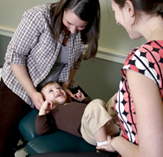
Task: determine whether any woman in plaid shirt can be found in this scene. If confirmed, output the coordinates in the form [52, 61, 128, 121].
[0, 0, 100, 156]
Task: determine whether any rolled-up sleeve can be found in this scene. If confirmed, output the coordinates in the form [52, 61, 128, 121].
[5, 9, 45, 65]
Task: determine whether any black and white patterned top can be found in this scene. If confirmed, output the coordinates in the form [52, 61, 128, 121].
[2, 4, 85, 108]
[115, 40, 163, 147]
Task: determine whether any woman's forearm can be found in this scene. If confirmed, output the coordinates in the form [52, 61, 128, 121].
[62, 68, 77, 97]
[69, 68, 77, 82]
[10, 63, 46, 109]
[63, 68, 77, 88]
[10, 63, 36, 97]
[111, 136, 139, 157]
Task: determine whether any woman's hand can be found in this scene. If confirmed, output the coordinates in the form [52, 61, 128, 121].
[62, 68, 77, 99]
[96, 136, 116, 152]
[62, 82, 74, 98]
[30, 91, 44, 110]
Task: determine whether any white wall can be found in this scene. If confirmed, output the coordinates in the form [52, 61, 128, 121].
[0, 0, 146, 58]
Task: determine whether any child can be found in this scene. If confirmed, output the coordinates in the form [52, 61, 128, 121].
[35, 81, 120, 148]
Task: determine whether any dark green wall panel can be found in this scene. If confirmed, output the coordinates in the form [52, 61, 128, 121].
[74, 58, 122, 103]
[0, 35, 10, 66]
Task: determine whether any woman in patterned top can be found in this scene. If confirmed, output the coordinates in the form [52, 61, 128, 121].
[0, 0, 100, 156]
[97, 0, 163, 157]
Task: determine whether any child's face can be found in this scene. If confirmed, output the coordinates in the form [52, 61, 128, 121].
[42, 82, 67, 105]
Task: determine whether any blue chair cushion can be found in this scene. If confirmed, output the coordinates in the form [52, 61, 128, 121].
[19, 109, 39, 141]
[19, 109, 96, 156]
[26, 131, 96, 154]
[29, 152, 119, 157]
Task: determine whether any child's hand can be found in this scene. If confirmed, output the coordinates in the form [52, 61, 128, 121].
[39, 100, 53, 115]
[73, 90, 85, 102]
[43, 100, 54, 112]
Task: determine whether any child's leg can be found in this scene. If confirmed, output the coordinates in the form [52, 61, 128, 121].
[106, 94, 121, 136]
[80, 99, 112, 146]
[94, 124, 107, 142]
[94, 124, 109, 146]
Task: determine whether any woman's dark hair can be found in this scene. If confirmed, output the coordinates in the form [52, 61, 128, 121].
[114, 0, 163, 18]
[50, 0, 101, 59]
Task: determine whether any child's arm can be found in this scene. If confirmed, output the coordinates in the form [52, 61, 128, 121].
[36, 100, 55, 135]
[74, 90, 92, 104]
[73, 90, 86, 101]
[39, 100, 53, 115]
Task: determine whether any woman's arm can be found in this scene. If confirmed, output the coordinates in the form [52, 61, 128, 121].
[97, 69, 163, 157]
[125, 69, 163, 157]
[112, 70, 163, 157]
[6, 7, 47, 109]
[62, 68, 77, 98]
[10, 63, 44, 110]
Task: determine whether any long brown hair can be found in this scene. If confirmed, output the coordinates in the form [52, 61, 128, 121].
[50, 0, 101, 60]
[114, 0, 163, 18]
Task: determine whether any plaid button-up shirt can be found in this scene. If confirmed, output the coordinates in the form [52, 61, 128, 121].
[2, 4, 85, 108]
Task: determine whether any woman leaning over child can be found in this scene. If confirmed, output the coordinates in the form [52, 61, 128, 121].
[0, 0, 100, 156]
[97, 0, 163, 157]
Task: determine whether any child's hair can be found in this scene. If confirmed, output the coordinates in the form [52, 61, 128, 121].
[113, 0, 163, 18]
[50, 0, 101, 60]
[39, 81, 59, 100]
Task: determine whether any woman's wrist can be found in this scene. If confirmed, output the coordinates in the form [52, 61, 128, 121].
[111, 135, 125, 153]
[62, 80, 70, 88]
[28, 88, 37, 98]
[110, 136, 120, 151]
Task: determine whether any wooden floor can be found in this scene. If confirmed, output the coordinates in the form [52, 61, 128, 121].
[15, 148, 28, 157]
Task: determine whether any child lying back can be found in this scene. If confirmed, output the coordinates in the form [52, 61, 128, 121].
[35, 81, 120, 149]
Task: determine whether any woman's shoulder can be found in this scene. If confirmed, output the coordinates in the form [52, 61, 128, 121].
[20, 4, 52, 28]
[127, 40, 163, 58]
[124, 40, 163, 68]
[26, 4, 51, 13]
[22, 4, 51, 21]
[139, 40, 163, 51]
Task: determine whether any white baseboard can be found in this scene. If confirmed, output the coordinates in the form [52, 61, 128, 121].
[0, 26, 126, 64]
[97, 47, 126, 64]
[0, 26, 15, 37]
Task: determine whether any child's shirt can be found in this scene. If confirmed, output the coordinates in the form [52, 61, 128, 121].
[35, 97, 92, 137]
